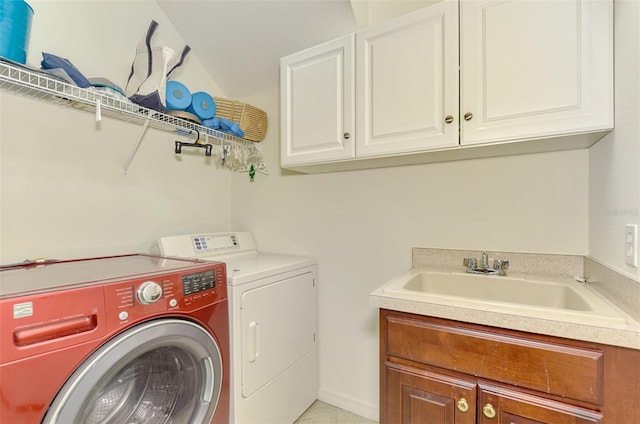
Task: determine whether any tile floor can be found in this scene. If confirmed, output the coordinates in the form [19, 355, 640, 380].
[295, 401, 377, 424]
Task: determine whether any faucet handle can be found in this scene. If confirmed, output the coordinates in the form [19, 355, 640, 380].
[463, 258, 477, 269]
[494, 259, 510, 275]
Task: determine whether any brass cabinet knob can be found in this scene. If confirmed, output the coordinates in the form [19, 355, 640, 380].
[482, 403, 496, 419]
[456, 398, 469, 412]
[464, 112, 473, 121]
[343, 132, 351, 139]
[445, 115, 454, 124]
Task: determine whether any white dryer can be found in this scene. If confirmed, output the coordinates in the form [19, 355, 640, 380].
[152, 232, 318, 424]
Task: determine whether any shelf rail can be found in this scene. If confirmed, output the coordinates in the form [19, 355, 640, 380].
[0, 60, 267, 176]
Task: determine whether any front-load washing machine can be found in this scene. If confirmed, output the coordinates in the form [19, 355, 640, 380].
[0, 254, 230, 424]
[153, 232, 318, 424]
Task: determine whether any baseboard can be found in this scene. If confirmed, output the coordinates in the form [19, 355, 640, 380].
[317, 387, 379, 422]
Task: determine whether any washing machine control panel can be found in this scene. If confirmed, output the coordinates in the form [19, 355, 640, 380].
[182, 269, 216, 296]
[103, 263, 226, 331]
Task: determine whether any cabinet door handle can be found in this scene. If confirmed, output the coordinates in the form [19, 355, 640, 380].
[456, 398, 469, 412]
[343, 132, 351, 139]
[445, 115, 454, 124]
[482, 403, 496, 419]
[464, 112, 473, 121]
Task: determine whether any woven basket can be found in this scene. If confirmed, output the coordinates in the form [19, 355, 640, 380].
[214, 97, 267, 142]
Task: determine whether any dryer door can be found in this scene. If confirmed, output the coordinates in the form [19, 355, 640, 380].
[43, 319, 223, 424]
[241, 270, 316, 397]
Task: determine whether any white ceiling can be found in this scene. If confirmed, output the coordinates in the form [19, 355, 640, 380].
[157, 0, 358, 99]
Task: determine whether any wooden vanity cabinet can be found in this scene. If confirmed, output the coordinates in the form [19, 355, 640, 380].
[380, 309, 640, 424]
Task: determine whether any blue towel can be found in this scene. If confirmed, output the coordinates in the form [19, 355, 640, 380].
[166, 80, 192, 110]
[40, 53, 91, 88]
[202, 117, 222, 130]
[219, 118, 245, 138]
[187, 92, 215, 120]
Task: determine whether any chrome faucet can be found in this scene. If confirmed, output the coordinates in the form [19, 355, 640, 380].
[463, 252, 509, 276]
[480, 252, 489, 269]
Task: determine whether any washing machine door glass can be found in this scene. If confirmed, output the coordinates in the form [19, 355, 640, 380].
[43, 319, 223, 424]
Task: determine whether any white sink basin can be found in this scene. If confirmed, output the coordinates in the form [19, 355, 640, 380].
[380, 270, 627, 324]
[402, 272, 591, 310]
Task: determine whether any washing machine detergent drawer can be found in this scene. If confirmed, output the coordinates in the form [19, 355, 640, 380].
[240, 271, 315, 396]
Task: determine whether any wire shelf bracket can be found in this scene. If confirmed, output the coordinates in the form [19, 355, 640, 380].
[123, 118, 151, 174]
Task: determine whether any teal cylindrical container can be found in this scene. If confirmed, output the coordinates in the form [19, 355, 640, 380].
[0, 0, 34, 64]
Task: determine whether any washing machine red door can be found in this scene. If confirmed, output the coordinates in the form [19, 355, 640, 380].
[42, 319, 223, 424]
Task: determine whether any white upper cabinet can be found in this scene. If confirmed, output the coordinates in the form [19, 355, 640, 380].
[460, 0, 613, 145]
[356, 1, 459, 157]
[280, 35, 355, 166]
[280, 0, 613, 172]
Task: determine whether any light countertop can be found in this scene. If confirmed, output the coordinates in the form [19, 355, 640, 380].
[370, 249, 640, 350]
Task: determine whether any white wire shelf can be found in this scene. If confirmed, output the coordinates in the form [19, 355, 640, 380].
[0, 60, 267, 175]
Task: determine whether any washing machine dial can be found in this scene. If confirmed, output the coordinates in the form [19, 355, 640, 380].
[137, 281, 163, 305]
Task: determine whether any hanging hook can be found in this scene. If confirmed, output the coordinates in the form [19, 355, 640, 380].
[175, 138, 213, 156]
[221, 145, 231, 165]
[173, 128, 214, 156]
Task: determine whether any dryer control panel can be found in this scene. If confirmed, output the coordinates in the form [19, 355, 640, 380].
[192, 234, 239, 253]
[153, 232, 257, 258]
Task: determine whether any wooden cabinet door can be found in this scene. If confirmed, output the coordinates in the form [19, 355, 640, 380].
[383, 362, 476, 424]
[477, 382, 602, 424]
[356, 0, 459, 158]
[460, 0, 613, 145]
[280, 34, 355, 166]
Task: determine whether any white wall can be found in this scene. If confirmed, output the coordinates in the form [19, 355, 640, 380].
[0, 0, 231, 264]
[232, 86, 589, 418]
[589, 0, 640, 280]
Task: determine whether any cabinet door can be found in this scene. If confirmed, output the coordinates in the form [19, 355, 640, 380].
[356, 0, 459, 158]
[477, 382, 602, 424]
[383, 362, 476, 424]
[460, 0, 613, 145]
[280, 35, 355, 166]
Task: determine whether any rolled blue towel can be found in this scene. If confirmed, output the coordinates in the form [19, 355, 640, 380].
[219, 118, 245, 138]
[202, 117, 222, 130]
[187, 91, 215, 120]
[166, 80, 192, 110]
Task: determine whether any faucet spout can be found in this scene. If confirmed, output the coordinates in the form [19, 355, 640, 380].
[480, 252, 489, 270]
